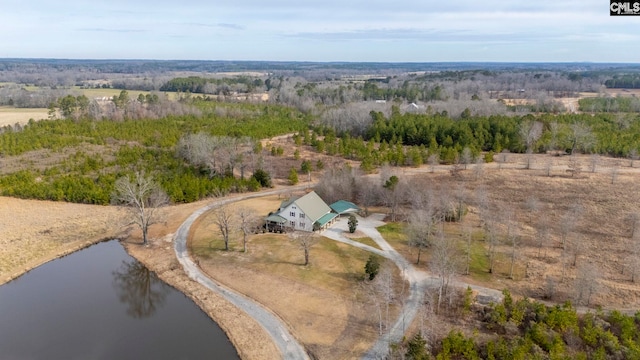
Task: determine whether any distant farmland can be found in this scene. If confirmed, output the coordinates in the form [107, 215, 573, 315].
[0, 107, 49, 126]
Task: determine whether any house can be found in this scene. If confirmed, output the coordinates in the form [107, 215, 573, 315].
[265, 191, 338, 232]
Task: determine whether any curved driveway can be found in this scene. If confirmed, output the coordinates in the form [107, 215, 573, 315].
[173, 186, 503, 360]
[173, 187, 311, 360]
[324, 214, 503, 359]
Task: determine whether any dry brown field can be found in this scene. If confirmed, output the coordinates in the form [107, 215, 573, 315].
[0, 106, 49, 126]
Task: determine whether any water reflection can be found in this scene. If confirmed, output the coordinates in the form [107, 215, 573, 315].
[112, 260, 171, 318]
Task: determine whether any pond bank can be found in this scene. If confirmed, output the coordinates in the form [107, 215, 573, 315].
[0, 196, 278, 360]
[123, 238, 280, 360]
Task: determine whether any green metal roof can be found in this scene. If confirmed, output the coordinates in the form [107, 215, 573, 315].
[315, 212, 338, 227]
[265, 214, 287, 223]
[330, 200, 360, 215]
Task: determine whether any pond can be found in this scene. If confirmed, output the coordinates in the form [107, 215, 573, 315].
[0, 241, 239, 359]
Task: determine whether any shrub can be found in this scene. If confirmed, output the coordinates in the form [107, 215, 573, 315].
[348, 214, 358, 233]
[364, 255, 381, 281]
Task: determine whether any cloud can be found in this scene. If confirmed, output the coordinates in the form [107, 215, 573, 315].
[77, 28, 146, 34]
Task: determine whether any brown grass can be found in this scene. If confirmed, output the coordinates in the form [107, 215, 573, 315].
[0, 106, 49, 126]
[189, 202, 404, 359]
[397, 154, 640, 310]
[0, 197, 128, 284]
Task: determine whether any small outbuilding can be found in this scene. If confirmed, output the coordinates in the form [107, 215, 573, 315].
[330, 200, 360, 216]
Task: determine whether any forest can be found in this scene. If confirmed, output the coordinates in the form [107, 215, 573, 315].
[0, 101, 308, 204]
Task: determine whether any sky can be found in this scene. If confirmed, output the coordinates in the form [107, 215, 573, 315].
[1, 0, 638, 62]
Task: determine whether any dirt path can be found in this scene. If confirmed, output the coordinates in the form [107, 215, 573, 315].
[173, 186, 312, 360]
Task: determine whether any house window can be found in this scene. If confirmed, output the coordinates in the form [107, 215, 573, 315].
[299, 213, 305, 219]
[299, 222, 305, 228]
[290, 221, 296, 227]
[292, 206, 296, 209]
[290, 212, 295, 217]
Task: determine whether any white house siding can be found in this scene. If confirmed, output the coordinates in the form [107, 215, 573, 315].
[279, 203, 314, 232]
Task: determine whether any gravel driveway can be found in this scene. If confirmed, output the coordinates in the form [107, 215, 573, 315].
[173, 187, 311, 360]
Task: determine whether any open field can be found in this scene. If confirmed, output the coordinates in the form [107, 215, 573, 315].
[0, 106, 49, 126]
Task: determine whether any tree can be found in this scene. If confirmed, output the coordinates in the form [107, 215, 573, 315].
[291, 231, 318, 266]
[238, 207, 258, 253]
[430, 232, 459, 310]
[348, 214, 358, 233]
[568, 122, 594, 154]
[405, 332, 429, 360]
[460, 147, 473, 170]
[407, 207, 435, 265]
[365, 254, 381, 280]
[567, 155, 582, 178]
[382, 174, 404, 222]
[428, 153, 439, 173]
[610, 161, 620, 184]
[111, 171, 169, 245]
[589, 154, 600, 173]
[519, 120, 543, 169]
[251, 168, 272, 188]
[213, 205, 235, 251]
[574, 262, 599, 305]
[525, 196, 540, 226]
[288, 167, 299, 185]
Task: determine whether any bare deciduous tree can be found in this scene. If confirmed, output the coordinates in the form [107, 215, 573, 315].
[290, 231, 319, 266]
[460, 147, 473, 170]
[574, 262, 599, 305]
[535, 213, 551, 259]
[484, 212, 500, 275]
[381, 174, 405, 222]
[498, 150, 510, 170]
[589, 154, 600, 173]
[356, 176, 378, 217]
[610, 161, 620, 184]
[238, 207, 258, 253]
[473, 157, 484, 181]
[525, 196, 540, 226]
[505, 213, 520, 280]
[545, 158, 554, 177]
[430, 232, 460, 311]
[373, 265, 395, 334]
[519, 120, 543, 169]
[559, 203, 583, 251]
[567, 155, 583, 178]
[568, 123, 595, 154]
[428, 153, 440, 173]
[214, 205, 235, 251]
[111, 171, 169, 245]
[629, 148, 639, 168]
[406, 207, 436, 265]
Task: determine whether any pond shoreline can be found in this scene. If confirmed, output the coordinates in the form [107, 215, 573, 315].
[122, 238, 280, 360]
[0, 236, 117, 285]
[0, 196, 277, 360]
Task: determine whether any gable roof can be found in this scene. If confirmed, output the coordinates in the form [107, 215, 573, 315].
[330, 200, 360, 215]
[292, 191, 332, 223]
